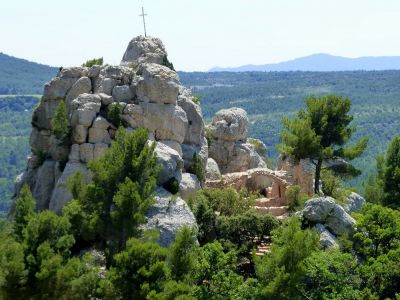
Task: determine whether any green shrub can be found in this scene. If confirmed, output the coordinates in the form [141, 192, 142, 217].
[51, 101, 70, 143]
[82, 57, 103, 67]
[163, 177, 180, 195]
[162, 55, 175, 71]
[107, 102, 123, 127]
[285, 185, 309, 211]
[248, 138, 267, 157]
[188, 153, 205, 183]
[192, 94, 201, 105]
[321, 169, 350, 204]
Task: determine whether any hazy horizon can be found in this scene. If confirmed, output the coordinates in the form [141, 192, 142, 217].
[1, 0, 400, 71]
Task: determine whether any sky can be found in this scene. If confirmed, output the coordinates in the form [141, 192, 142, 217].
[1, 0, 400, 71]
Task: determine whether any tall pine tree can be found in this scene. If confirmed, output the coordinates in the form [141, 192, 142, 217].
[279, 94, 368, 194]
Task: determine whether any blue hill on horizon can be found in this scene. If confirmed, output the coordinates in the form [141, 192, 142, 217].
[209, 53, 400, 72]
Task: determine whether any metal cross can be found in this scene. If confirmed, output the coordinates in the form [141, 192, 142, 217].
[139, 7, 148, 37]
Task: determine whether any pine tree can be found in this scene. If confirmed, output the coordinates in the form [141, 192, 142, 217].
[382, 136, 400, 208]
[278, 94, 368, 194]
[13, 184, 35, 242]
[51, 100, 70, 143]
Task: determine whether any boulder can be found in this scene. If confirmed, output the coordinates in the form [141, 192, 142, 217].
[154, 142, 183, 185]
[124, 102, 188, 143]
[88, 65, 102, 78]
[71, 109, 96, 127]
[315, 223, 339, 249]
[179, 173, 201, 200]
[181, 139, 208, 172]
[98, 93, 114, 106]
[206, 158, 221, 180]
[136, 63, 180, 104]
[210, 108, 248, 142]
[80, 143, 94, 163]
[159, 140, 183, 157]
[92, 116, 111, 130]
[32, 160, 58, 211]
[88, 128, 111, 144]
[141, 187, 197, 247]
[70, 93, 101, 113]
[59, 67, 88, 78]
[93, 77, 118, 95]
[43, 77, 77, 101]
[112, 85, 135, 102]
[68, 144, 80, 162]
[93, 143, 109, 160]
[65, 77, 92, 106]
[29, 128, 52, 153]
[177, 89, 205, 145]
[344, 192, 365, 214]
[302, 197, 336, 223]
[120, 36, 167, 67]
[208, 140, 266, 174]
[325, 205, 356, 236]
[49, 162, 91, 214]
[72, 125, 88, 144]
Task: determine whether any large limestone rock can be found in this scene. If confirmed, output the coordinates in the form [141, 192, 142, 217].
[210, 107, 248, 142]
[179, 173, 201, 200]
[178, 87, 205, 145]
[208, 108, 266, 174]
[136, 63, 180, 104]
[49, 162, 92, 214]
[123, 102, 188, 143]
[120, 36, 167, 67]
[206, 158, 221, 180]
[32, 160, 60, 211]
[65, 77, 92, 106]
[302, 197, 336, 223]
[302, 196, 356, 236]
[315, 223, 339, 249]
[141, 187, 197, 247]
[154, 142, 184, 185]
[344, 192, 365, 214]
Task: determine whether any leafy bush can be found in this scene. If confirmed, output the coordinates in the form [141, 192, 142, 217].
[162, 55, 175, 71]
[82, 57, 103, 67]
[192, 94, 201, 105]
[320, 169, 350, 204]
[107, 102, 123, 127]
[163, 177, 180, 195]
[285, 185, 308, 211]
[51, 100, 70, 143]
[188, 153, 205, 183]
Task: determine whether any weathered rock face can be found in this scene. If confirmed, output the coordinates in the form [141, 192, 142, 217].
[315, 223, 339, 249]
[141, 188, 197, 247]
[302, 196, 356, 236]
[11, 36, 206, 234]
[278, 157, 314, 196]
[120, 36, 167, 67]
[208, 107, 267, 174]
[206, 158, 221, 180]
[344, 192, 365, 214]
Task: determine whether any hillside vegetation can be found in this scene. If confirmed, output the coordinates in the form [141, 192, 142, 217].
[179, 70, 400, 187]
[0, 53, 57, 94]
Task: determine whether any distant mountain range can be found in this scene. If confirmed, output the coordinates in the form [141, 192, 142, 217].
[0, 52, 57, 94]
[209, 53, 400, 72]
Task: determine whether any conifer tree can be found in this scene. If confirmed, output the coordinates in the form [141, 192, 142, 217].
[382, 136, 400, 208]
[278, 94, 368, 194]
[51, 100, 70, 143]
[13, 184, 35, 242]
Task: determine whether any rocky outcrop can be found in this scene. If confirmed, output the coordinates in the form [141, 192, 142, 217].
[179, 173, 201, 200]
[141, 188, 197, 247]
[11, 36, 206, 226]
[315, 223, 339, 249]
[206, 158, 221, 180]
[344, 192, 365, 214]
[208, 108, 267, 174]
[302, 196, 356, 236]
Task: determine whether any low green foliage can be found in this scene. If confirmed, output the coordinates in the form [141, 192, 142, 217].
[320, 169, 351, 204]
[163, 177, 180, 194]
[285, 185, 309, 211]
[162, 55, 175, 71]
[107, 102, 123, 127]
[82, 57, 103, 67]
[188, 152, 205, 183]
[51, 100, 70, 143]
[192, 94, 201, 105]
